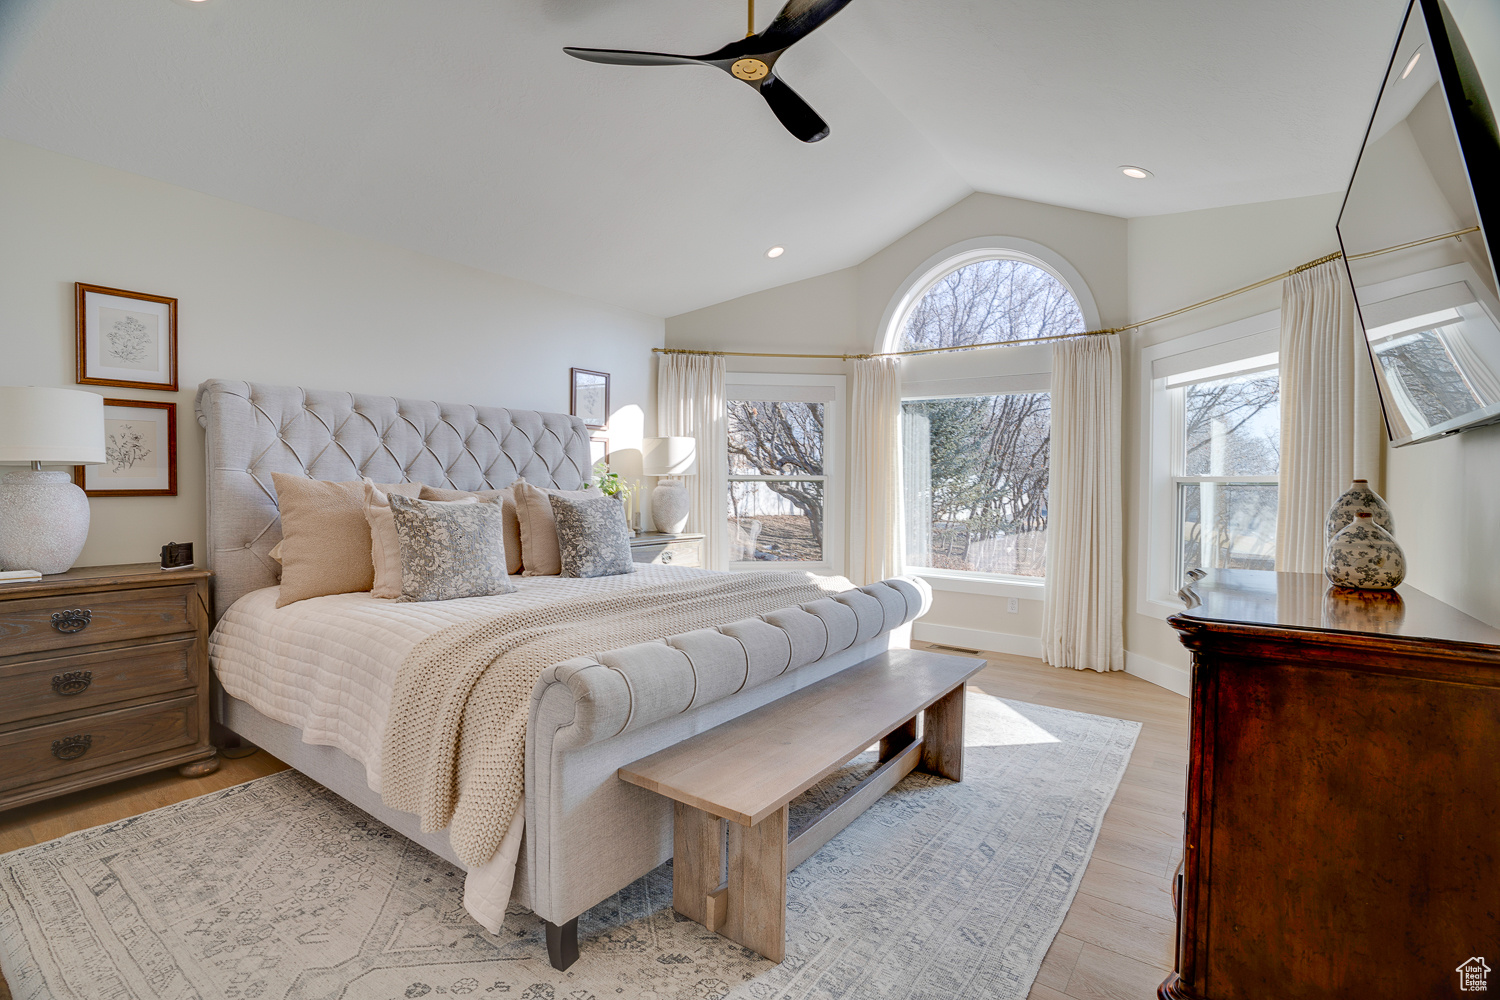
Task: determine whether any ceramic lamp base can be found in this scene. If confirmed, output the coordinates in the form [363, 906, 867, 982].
[651, 478, 690, 534]
[0, 470, 91, 575]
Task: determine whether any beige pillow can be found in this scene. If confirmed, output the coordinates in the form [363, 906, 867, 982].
[272, 473, 421, 607]
[512, 479, 601, 576]
[419, 484, 523, 575]
[367, 483, 478, 598]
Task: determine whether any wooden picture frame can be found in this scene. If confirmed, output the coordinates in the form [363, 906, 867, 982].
[76, 283, 179, 391]
[590, 435, 610, 471]
[74, 399, 178, 497]
[570, 368, 610, 429]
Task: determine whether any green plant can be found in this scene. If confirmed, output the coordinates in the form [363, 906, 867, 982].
[595, 468, 624, 496]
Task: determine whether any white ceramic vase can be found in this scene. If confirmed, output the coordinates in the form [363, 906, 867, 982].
[650, 478, 690, 534]
[1324, 512, 1406, 590]
[1325, 479, 1394, 543]
[0, 469, 91, 574]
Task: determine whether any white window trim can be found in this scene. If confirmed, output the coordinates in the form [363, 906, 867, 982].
[1138, 310, 1280, 619]
[725, 372, 846, 577]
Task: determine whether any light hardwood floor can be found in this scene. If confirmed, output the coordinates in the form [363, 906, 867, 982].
[0, 645, 1188, 1000]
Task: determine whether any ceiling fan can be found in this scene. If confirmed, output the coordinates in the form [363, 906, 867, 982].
[563, 0, 855, 143]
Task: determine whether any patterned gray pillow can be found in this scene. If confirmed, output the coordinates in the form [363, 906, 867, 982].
[548, 492, 635, 579]
[387, 494, 517, 602]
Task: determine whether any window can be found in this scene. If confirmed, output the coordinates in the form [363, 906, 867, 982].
[888, 243, 1094, 588]
[1171, 361, 1280, 579]
[726, 374, 844, 572]
[1140, 311, 1281, 614]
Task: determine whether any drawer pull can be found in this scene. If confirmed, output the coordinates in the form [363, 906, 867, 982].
[51, 671, 93, 696]
[660, 549, 674, 563]
[51, 609, 93, 634]
[51, 735, 93, 761]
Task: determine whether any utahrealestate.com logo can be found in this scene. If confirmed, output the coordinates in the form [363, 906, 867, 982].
[1458, 957, 1491, 992]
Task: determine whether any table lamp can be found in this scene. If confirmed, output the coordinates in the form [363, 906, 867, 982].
[0, 387, 105, 575]
[642, 436, 697, 534]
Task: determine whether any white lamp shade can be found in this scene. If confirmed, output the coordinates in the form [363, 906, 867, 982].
[642, 436, 697, 477]
[0, 387, 106, 465]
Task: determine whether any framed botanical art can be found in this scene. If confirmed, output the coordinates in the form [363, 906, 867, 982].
[76, 283, 178, 391]
[590, 435, 610, 470]
[74, 399, 178, 497]
[570, 368, 610, 429]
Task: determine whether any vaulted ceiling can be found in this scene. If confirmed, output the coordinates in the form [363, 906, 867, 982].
[0, 0, 1404, 316]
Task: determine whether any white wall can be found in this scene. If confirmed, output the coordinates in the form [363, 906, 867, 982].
[0, 137, 663, 571]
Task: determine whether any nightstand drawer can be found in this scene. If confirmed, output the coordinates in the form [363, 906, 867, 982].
[0, 585, 196, 658]
[0, 694, 199, 793]
[0, 638, 198, 724]
[631, 540, 703, 567]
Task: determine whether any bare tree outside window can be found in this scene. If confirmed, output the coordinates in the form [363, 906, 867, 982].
[900, 258, 1085, 352]
[727, 400, 825, 562]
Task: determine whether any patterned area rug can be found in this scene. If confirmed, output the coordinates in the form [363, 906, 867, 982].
[0, 694, 1139, 1000]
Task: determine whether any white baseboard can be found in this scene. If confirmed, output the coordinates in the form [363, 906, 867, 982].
[912, 622, 1043, 660]
[1125, 651, 1191, 697]
[914, 622, 1192, 697]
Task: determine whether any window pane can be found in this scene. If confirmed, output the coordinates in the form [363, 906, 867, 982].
[728, 401, 824, 477]
[902, 394, 1049, 577]
[1371, 327, 1490, 430]
[1178, 482, 1277, 578]
[1183, 373, 1280, 476]
[728, 480, 823, 562]
[899, 258, 1084, 352]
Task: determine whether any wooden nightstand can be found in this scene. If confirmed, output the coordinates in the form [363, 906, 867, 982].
[0, 563, 218, 812]
[629, 532, 705, 568]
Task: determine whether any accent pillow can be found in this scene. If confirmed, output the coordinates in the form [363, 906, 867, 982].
[271, 474, 421, 607]
[367, 483, 477, 599]
[387, 493, 516, 602]
[548, 492, 635, 579]
[419, 485, 523, 575]
[512, 479, 601, 576]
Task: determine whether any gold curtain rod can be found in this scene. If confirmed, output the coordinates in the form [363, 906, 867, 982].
[652, 225, 1482, 362]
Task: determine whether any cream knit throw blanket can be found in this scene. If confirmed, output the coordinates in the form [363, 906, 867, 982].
[380, 571, 852, 866]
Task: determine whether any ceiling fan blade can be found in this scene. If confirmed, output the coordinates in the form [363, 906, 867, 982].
[759, 73, 829, 142]
[563, 47, 702, 68]
[757, 0, 857, 50]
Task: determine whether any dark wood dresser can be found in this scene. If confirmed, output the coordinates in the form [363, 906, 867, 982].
[0, 564, 218, 812]
[1162, 570, 1500, 1000]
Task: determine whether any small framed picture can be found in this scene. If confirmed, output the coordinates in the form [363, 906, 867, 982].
[570, 368, 610, 429]
[74, 399, 177, 497]
[590, 435, 610, 471]
[76, 283, 178, 391]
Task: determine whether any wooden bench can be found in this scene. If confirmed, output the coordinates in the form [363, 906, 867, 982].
[618, 648, 983, 962]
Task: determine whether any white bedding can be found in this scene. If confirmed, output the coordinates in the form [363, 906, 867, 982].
[210, 563, 716, 793]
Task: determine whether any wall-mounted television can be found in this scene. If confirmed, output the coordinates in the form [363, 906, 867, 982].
[1337, 0, 1500, 446]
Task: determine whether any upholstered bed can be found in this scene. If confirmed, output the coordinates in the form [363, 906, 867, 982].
[195, 379, 929, 968]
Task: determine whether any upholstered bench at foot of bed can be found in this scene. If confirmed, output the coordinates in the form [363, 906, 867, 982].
[522, 576, 931, 968]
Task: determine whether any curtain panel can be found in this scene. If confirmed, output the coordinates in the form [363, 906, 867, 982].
[657, 353, 729, 570]
[1275, 260, 1383, 573]
[1040, 334, 1124, 672]
[849, 357, 904, 585]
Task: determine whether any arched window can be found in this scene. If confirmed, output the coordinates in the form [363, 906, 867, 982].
[897, 256, 1086, 353]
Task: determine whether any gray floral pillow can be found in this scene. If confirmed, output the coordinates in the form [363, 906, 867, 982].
[548, 492, 635, 579]
[388, 494, 517, 602]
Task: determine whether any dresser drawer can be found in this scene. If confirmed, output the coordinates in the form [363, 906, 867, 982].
[0, 585, 196, 658]
[0, 638, 198, 724]
[631, 540, 702, 567]
[0, 695, 199, 793]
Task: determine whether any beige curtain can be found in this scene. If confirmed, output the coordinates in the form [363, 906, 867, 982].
[657, 353, 729, 570]
[848, 357, 904, 585]
[1040, 334, 1123, 672]
[1275, 260, 1383, 573]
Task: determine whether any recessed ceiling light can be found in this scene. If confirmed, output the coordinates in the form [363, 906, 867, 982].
[1120, 165, 1153, 179]
[766, 246, 785, 258]
[1402, 47, 1424, 79]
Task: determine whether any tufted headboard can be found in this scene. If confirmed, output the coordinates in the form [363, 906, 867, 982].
[195, 379, 592, 616]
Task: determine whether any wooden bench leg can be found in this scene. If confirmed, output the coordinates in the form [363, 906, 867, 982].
[673, 802, 725, 926]
[920, 684, 966, 781]
[722, 805, 789, 963]
[879, 715, 918, 762]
